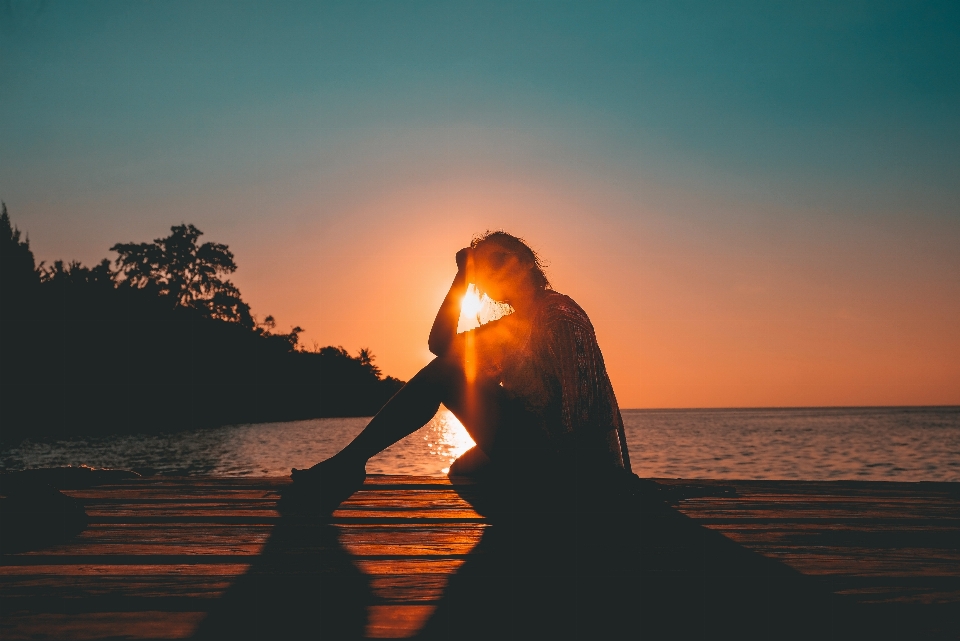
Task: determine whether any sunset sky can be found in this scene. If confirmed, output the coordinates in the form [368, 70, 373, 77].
[2, 1, 958, 408]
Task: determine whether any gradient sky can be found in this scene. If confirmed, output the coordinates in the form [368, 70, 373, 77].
[2, 0, 958, 408]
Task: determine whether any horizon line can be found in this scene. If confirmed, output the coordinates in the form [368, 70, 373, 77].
[619, 404, 960, 412]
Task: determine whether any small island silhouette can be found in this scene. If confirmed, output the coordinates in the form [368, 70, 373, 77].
[0, 203, 404, 447]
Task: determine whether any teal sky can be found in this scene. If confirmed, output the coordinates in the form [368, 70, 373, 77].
[2, 0, 958, 406]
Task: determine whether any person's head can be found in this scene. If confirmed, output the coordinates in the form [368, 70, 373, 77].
[469, 231, 550, 302]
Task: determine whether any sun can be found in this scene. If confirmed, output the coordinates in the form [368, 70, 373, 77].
[457, 284, 514, 333]
[457, 284, 484, 333]
[461, 285, 483, 317]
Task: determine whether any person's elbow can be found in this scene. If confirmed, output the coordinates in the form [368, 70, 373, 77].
[428, 337, 447, 357]
[429, 334, 461, 359]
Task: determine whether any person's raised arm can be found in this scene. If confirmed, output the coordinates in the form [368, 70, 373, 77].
[428, 247, 472, 357]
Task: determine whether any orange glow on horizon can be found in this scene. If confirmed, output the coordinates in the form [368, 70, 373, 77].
[233, 172, 960, 409]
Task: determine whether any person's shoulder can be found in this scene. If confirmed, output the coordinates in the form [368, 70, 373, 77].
[538, 290, 593, 330]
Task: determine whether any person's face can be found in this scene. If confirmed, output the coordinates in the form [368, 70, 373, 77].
[471, 243, 526, 302]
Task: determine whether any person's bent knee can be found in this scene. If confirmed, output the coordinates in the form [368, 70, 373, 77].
[423, 355, 502, 397]
[426, 354, 464, 373]
[421, 355, 467, 386]
[403, 356, 468, 404]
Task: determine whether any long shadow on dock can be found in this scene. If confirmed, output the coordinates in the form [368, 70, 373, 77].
[193, 497, 371, 640]
[418, 478, 885, 640]
[3, 472, 951, 639]
[192, 476, 946, 640]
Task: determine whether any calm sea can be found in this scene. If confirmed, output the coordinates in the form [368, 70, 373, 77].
[2, 406, 958, 481]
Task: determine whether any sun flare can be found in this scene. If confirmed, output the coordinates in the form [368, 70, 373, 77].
[461, 285, 484, 318]
[457, 284, 484, 333]
[457, 284, 513, 334]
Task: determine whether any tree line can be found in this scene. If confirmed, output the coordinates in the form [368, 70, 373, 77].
[0, 204, 404, 446]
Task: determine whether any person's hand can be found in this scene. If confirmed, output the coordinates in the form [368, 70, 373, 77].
[456, 247, 474, 272]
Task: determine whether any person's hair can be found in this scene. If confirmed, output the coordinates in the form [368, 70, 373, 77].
[470, 230, 551, 290]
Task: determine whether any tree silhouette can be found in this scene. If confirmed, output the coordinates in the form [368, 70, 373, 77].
[0, 202, 39, 314]
[357, 347, 382, 378]
[39, 259, 114, 288]
[111, 224, 253, 327]
[0, 207, 406, 444]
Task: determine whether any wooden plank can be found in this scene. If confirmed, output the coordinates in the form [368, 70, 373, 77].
[335, 525, 487, 557]
[354, 558, 469, 604]
[0, 563, 252, 577]
[366, 574, 458, 604]
[64, 490, 280, 501]
[84, 516, 279, 525]
[342, 490, 479, 510]
[329, 517, 488, 525]
[354, 558, 468, 576]
[671, 479, 960, 610]
[0, 576, 237, 601]
[15, 543, 267, 558]
[2, 475, 957, 640]
[15, 524, 273, 557]
[83, 504, 279, 518]
[1, 556, 259, 566]
[364, 605, 436, 639]
[331, 509, 483, 520]
[1, 475, 485, 639]
[0, 611, 206, 640]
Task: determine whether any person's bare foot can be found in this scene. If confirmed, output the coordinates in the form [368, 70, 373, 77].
[290, 454, 366, 514]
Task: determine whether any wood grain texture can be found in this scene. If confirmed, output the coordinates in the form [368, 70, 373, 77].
[665, 479, 960, 607]
[1, 474, 956, 639]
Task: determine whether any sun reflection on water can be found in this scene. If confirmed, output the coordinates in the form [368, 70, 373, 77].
[435, 410, 476, 474]
[364, 406, 476, 476]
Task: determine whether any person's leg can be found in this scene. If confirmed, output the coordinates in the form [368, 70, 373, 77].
[290, 356, 505, 510]
[330, 355, 504, 465]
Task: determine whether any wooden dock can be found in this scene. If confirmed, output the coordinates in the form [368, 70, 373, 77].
[1, 474, 958, 639]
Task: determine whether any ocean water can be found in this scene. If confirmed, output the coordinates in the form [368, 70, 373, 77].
[2, 406, 958, 481]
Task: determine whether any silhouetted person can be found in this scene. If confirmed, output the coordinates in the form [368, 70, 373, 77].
[292, 231, 632, 511]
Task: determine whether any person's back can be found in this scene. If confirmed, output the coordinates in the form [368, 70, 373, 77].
[499, 290, 630, 472]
